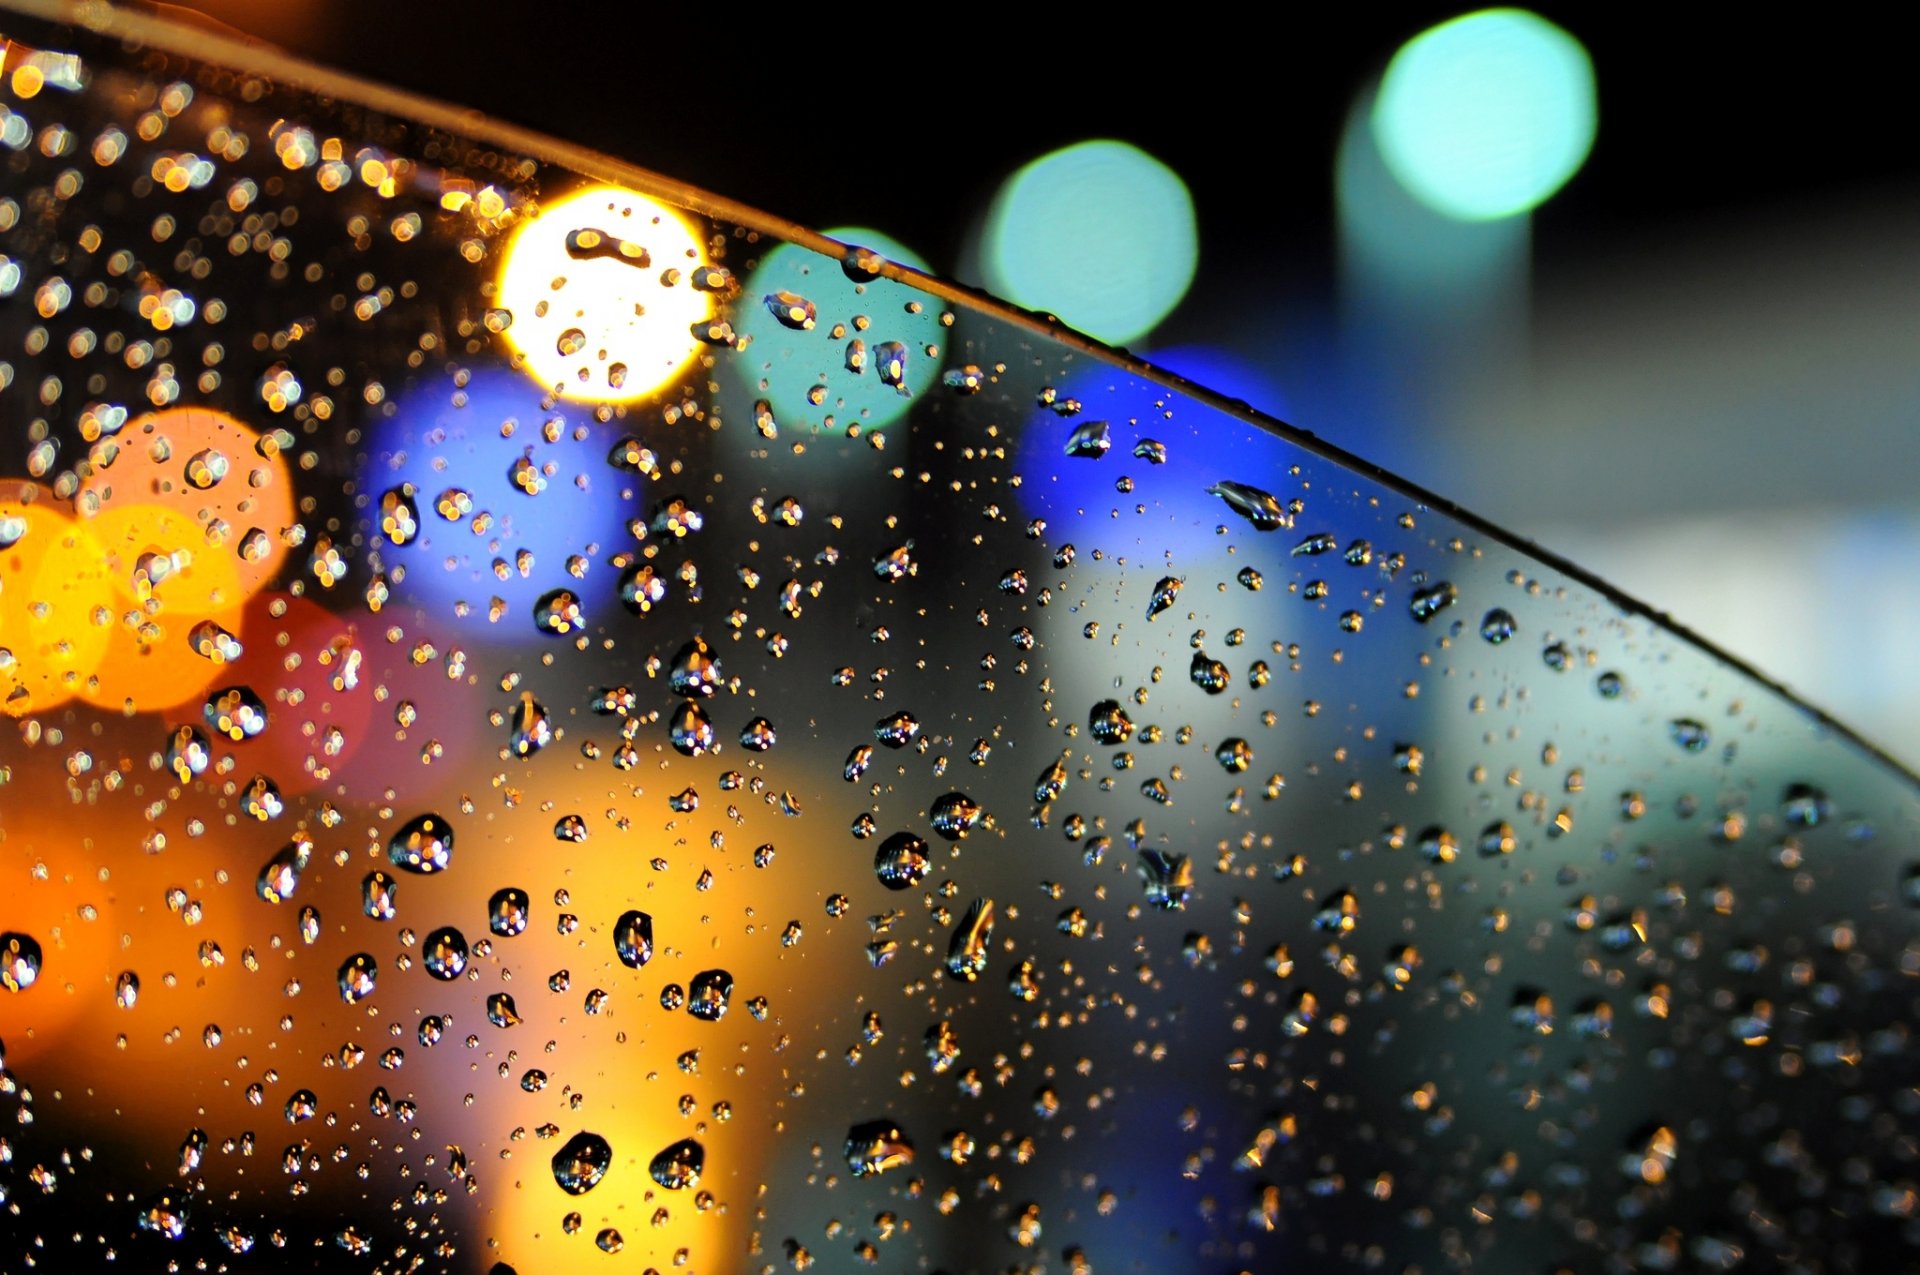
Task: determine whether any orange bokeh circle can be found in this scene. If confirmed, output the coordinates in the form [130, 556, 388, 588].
[75, 406, 297, 595]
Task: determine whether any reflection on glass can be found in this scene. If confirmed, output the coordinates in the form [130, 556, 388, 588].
[0, 5, 1916, 1273]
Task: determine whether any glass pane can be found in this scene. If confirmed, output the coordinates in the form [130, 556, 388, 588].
[0, 6, 1914, 1272]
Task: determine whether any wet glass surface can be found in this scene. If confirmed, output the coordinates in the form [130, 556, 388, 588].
[0, 5, 1917, 1271]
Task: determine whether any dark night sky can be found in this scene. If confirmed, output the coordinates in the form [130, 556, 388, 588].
[164, 2, 1912, 297]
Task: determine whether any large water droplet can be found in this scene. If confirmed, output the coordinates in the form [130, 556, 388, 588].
[930, 792, 983, 840]
[1206, 480, 1286, 530]
[1, 931, 43, 992]
[508, 692, 552, 758]
[669, 702, 716, 756]
[551, 1131, 612, 1195]
[844, 1121, 915, 1177]
[945, 898, 995, 982]
[613, 910, 654, 969]
[388, 813, 454, 874]
[687, 968, 733, 1021]
[337, 952, 378, 1003]
[649, 1138, 704, 1190]
[489, 887, 530, 937]
[423, 926, 469, 980]
[1089, 700, 1133, 745]
[874, 832, 931, 890]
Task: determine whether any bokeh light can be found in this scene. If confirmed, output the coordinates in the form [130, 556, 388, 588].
[494, 184, 711, 401]
[1372, 8, 1596, 221]
[0, 487, 110, 716]
[363, 366, 637, 635]
[982, 140, 1197, 346]
[731, 227, 942, 435]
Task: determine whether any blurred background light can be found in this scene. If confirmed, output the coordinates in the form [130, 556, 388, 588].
[731, 227, 942, 435]
[363, 367, 636, 636]
[982, 140, 1197, 346]
[1373, 8, 1596, 221]
[495, 185, 710, 402]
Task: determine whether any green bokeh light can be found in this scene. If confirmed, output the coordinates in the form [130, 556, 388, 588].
[1373, 9, 1596, 221]
[982, 140, 1197, 346]
[733, 227, 942, 434]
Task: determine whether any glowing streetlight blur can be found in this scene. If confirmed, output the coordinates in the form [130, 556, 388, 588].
[494, 185, 712, 402]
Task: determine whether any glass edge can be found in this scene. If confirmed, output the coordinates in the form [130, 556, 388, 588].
[5, 0, 1914, 790]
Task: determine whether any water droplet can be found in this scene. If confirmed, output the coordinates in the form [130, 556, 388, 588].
[649, 1138, 704, 1190]
[874, 832, 931, 890]
[874, 710, 920, 749]
[1236, 566, 1263, 591]
[1138, 850, 1193, 910]
[764, 290, 816, 330]
[203, 685, 268, 741]
[1313, 889, 1359, 933]
[1146, 575, 1183, 620]
[1, 931, 43, 992]
[1089, 700, 1133, 744]
[738, 716, 776, 751]
[423, 926, 469, 980]
[945, 898, 995, 982]
[1480, 608, 1516, 644]
[1064, 420, 1111, 458]
[1409, 582, 1458, 623]
[489, 887, 530, 937]
[380, 485, 419, 544]
[930, 792, 983, 840]
[255, 834, 312, 904]
[669, 702, 716, 756]
[115, 968, 140, 1008]
[618, 563, 667, 614]
[614, 910, 654, 968]
[1783, 782, 1831, 827]
[1034, 756, 1069, 803]
[687, 968, 733, 1022]
[533, 588, 586, 636]
[361, 870, 399, 921]
[844, 1121, 915, 1177]
[1133, 438, 1167, 464]
[874, 341, 910, 392]
[552, 1130, 612, 1195]
[487, 992, 521, 1028]
[137, 1190, 190, 1240]
[508, 692, 552, 758]
[1670, 719, 1711, 754]
[337, 952, 378, 1003]
[668, 637, 722, 697]
[1207, 480, 1287, 530]
[388, 813, 454, 874]
[188, 620, 243, 663]
[1216, 737, 1253, 772]
[1189, 650, 1231, 693]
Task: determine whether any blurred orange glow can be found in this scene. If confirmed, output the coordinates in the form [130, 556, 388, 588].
[75, 500, 245, 711]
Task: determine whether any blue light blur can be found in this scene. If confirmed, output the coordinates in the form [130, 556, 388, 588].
[363, 367, 638, 635]
[1013, 347, 1294, 559]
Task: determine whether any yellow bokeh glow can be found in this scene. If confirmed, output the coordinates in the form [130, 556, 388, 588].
[0, 495, 111, 716]
[495, 185, 712, 402]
